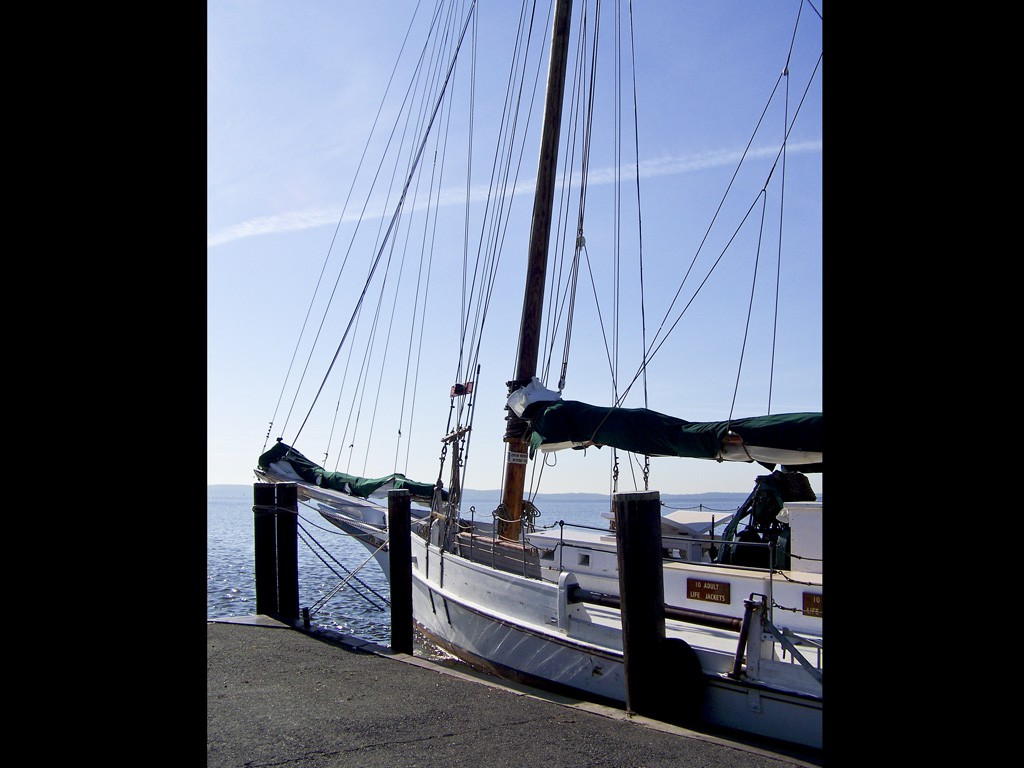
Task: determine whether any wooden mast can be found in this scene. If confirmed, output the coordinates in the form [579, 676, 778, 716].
[498, 0, 573, 542]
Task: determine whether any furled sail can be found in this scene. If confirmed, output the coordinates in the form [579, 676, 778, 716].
[524, 400, 822, 470]
[258, 439, 445, 503]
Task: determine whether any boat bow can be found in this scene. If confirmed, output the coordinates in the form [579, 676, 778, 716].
[257, 439, 445, 506]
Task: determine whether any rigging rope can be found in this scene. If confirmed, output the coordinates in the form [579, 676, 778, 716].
[525, 0, 822, 458]
[726, 192, 769, 423]
[337, 1, 470, 477]
[297, 518, 390, 611]
[624, 0, 650, 489]
[301, 531, 387, 613]
[603, 50, 823, 419]
[290, 0, 479, 447]
[262, 0, 433, 455]
[449, 0, 558, 497]
[561, 0, 600, 391]
[355, 11, 465, 477]
[538, 0, 588, 389]
[401, 1, 475, 475]
[767, 0, 810, 416]
[266, 0, 820, 504]
[464, 0, 548, 385]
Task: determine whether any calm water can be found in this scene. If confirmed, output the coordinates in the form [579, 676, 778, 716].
[207, 484, 751, 647]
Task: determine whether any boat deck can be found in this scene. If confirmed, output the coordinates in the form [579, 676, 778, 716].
[453, 530, 543, 579]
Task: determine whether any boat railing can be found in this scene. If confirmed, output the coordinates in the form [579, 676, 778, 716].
[544, 520, 780, 573]
[549, 523, 825, 630]
[447, 502, 543, 579]
[731, 594, 823, 687]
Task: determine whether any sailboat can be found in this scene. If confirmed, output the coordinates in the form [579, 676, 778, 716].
[254, 0, 822, 751]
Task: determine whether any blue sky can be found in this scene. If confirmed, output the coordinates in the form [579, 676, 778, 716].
[207, 0, 823, 496]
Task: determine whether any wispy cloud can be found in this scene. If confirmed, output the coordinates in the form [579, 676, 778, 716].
[206, 208, 343, 248]
[207, 140, 821, 249]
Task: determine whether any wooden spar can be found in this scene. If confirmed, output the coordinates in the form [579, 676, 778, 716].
[498, 0, 573, 542]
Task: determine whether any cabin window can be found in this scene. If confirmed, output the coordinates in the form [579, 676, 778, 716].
[578, 553, 590, 567]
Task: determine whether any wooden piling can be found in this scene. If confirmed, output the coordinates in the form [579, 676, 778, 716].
[253, 483, 278, 616]
[275, 483, 300, 621]
[614, 490, 668, 720]
[388, 489, 413, 655]
[252, 482, 299, 621]
[615, 489, 702, 725]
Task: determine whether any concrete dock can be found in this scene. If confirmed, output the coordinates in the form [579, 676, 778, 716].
[208, 616, 823, 767]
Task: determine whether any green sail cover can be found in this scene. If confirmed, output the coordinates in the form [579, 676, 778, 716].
[525, 401, 822, 470]
[258, 440, 444, 503]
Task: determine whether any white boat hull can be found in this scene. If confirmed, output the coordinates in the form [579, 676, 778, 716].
[407, 530, 822, 749]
